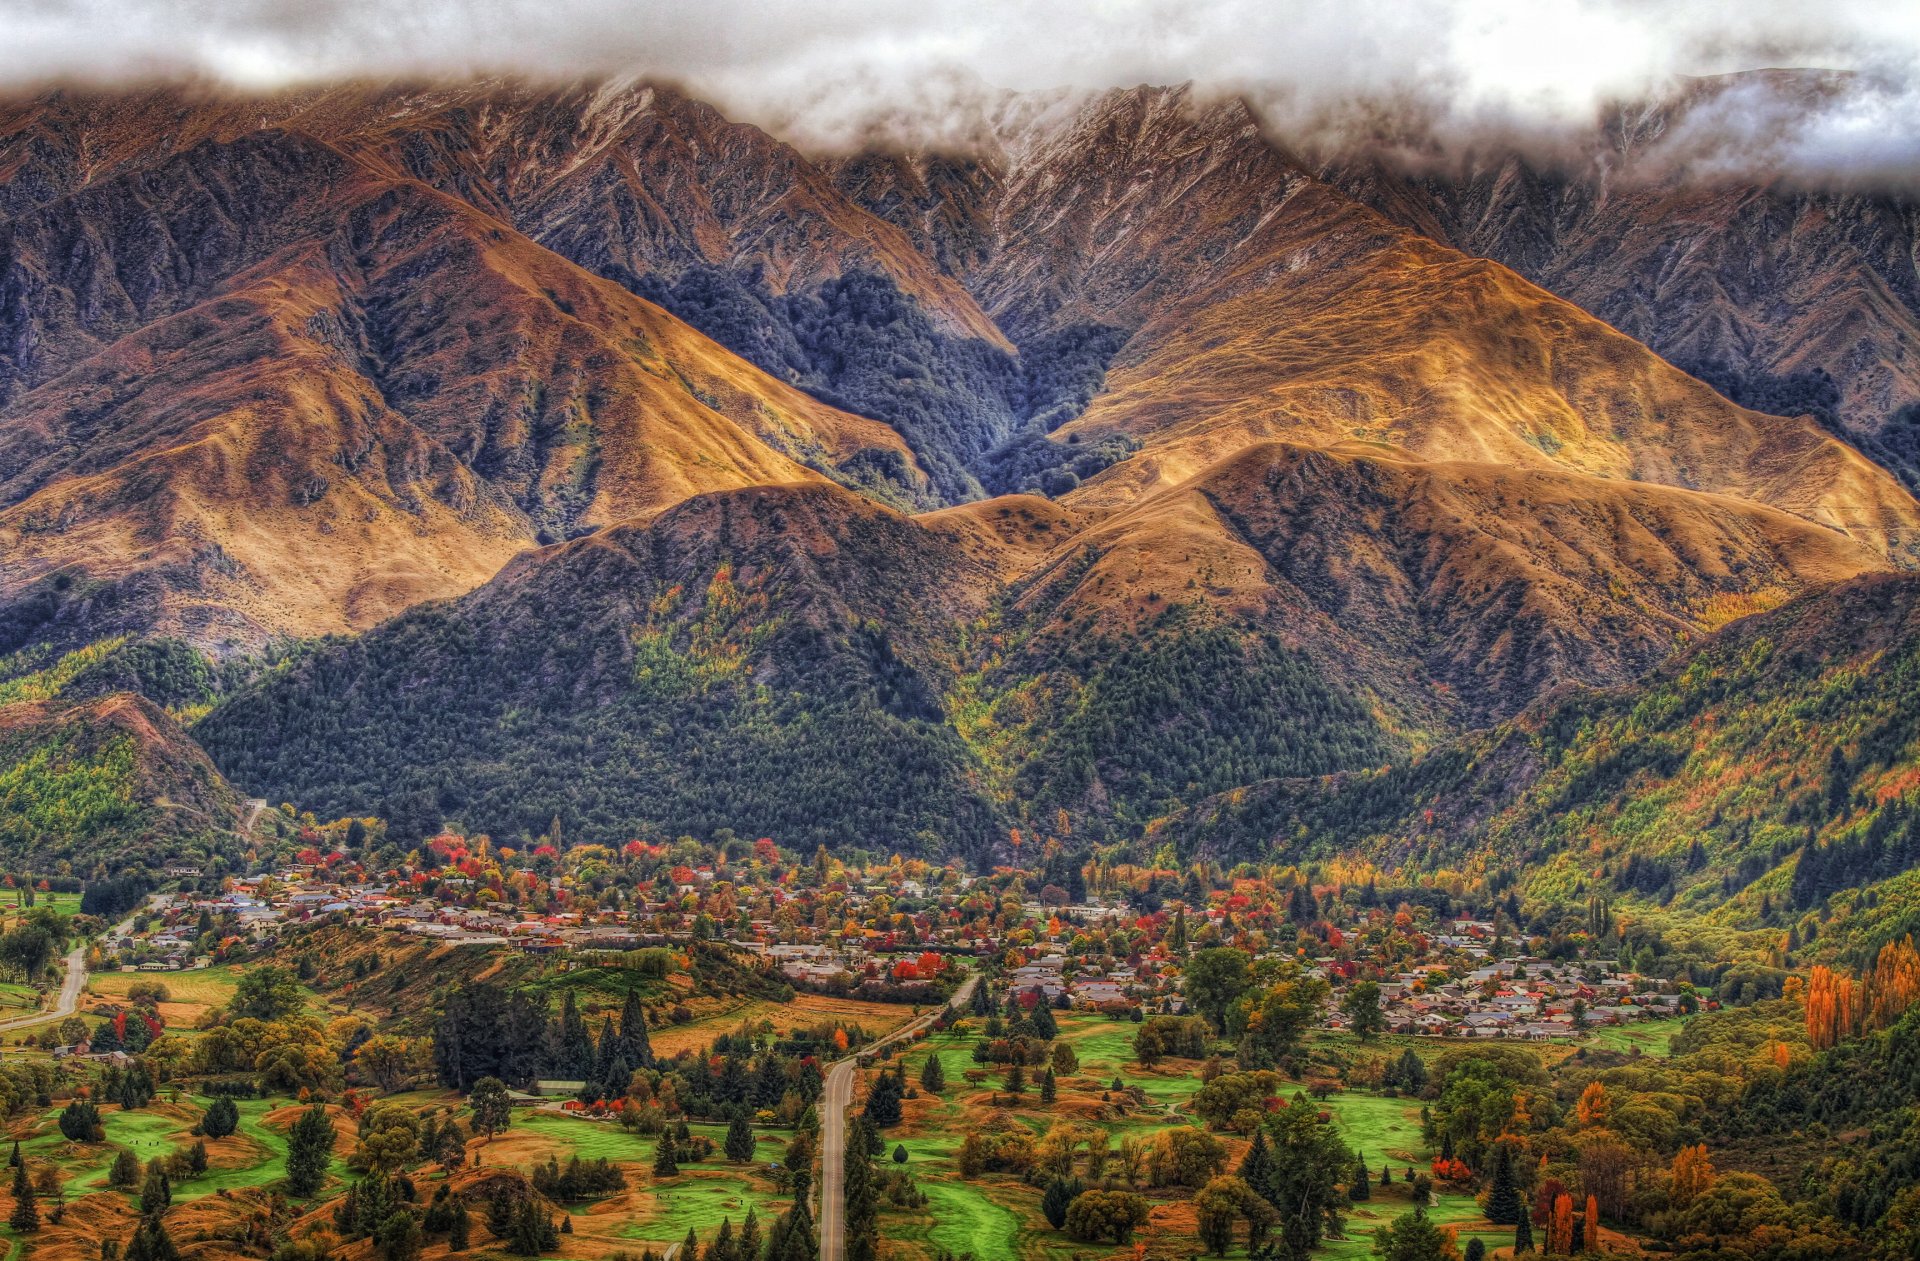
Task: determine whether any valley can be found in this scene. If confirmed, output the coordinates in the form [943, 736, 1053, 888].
[2, 46, 1920, 1261]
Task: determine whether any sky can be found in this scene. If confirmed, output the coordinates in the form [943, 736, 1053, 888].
[4, 0, 1918, 182]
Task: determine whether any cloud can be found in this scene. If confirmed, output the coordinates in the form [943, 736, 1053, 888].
[2, 0, 1917, 184]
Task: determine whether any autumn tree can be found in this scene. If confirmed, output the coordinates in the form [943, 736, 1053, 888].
[1670, 1144, 1715, 1209]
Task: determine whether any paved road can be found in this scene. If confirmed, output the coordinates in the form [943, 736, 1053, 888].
[818, 972, 980, 1261]
[0, 906, 145, 1034]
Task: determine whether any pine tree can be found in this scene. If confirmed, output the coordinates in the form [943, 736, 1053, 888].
[707, 1218, 738, 1261]
[619, 990, 655, 1068]
[286, 1103, 336, 1196]
[680, 1227, 700, 1261]
[10, 1159, 38, 1233]
[919, 1054, 945, 1093]
[138, 1164, 170, 1218]
[109, 1148, 141, 1188]
[863, 1067, 904, 1128]
[1486, 1144, 1522, 1224]
[844, 1118, 879, 1261]
[200, 1096, 240, 1139]
[725, 1116, 755, 1164]
[123, 1220, 179, 1261]
[1513, 1213, 1534, 1255]
[1039, 1068, 1056, 1103]
[1239, 1128, 1276, 1204]
[1349, 1148, 1370, 1201]
[653, 1131, 679, 1178]
[1040, 1176, 1074, 1230]
[737, 1207, 761, 1261]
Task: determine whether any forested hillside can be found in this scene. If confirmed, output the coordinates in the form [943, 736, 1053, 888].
[1167, 572, 1920, 958]
[0, 691, 244, 868]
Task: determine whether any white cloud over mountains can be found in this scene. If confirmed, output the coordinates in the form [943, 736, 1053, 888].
[4, 0, 1917, 184]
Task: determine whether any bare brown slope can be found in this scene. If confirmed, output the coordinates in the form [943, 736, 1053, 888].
[0, 129, 927, 650]
[914, 494, 1082, 577]
[1019, 441, 1887, 727]
[839, 84, 1920, 563]
[0, 79, 1009, 350]
[1320, 71, 1920, 482]
[1055, 192, 1920, 563]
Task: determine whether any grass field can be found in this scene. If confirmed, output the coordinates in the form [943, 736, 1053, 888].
[0, 982, 42, 1014]
[1314, 1089, 1508, 1258]
[491, 1111, 786, 1250]
[876, 1011, 1209, 1261]
[644, 993, 925, 1059]
[88, 967, 250, 1028]
[1585, 1017, 1686, 1056]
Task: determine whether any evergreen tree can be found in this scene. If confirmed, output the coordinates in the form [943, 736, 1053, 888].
[738, 1207, 761, 1261]
[1485, 1145, 1521, 1225]
[619, 990, 655, 1068]
[653, 1131, 679, 1178]
[680, 1227, 700, 1261]
[109, 1148, 141, 1188]
[286, 1103, 336, 1197]
[469, 1077, 514, 1140]
[376, 1209, 423, 1261]
[919, 1054, 945, 1093]
[553, 992, 592, 1079]
[123, 1220, 179, 1261]
[1039, 1068, 1056, 1103]
[1041, 1176, 1074, 1230]
[198, 1095, 240, 1140]
[863, 1067, 904, 1128]
[725, 1116, 755, 1164]
[708, 1218, 738, 1261]
[594, 1017, 618, 1077]
[1514, 1212, 1534, 1254]
[1239, 1128, 1275, 1203]
[10, 1159, 38, 1233]
[138, 1164, 170, 1218]
[844, 1118, 879, 1261]
[1349, 1149, 1370, 1201]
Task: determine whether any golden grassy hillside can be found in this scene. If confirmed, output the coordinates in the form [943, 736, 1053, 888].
[1019, 441, 1889, 724]
[1056, 179, 1920, 566]
[0, 129, 928, 648]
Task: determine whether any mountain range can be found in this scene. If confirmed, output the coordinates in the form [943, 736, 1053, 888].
[7, 74, 1920, 918]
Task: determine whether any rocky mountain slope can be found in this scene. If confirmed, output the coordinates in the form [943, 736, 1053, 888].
[0, 119, 931, 654]
[1320, 71, 1920, 487]
[8, 77, 1920, 862]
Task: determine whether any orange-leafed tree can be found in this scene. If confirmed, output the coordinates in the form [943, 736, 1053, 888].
[1585, 1194, 1601, 1249]
[1575, 1081, 1612, 1127]
[1549, 1192, 1575, 1255]
[1670, 1144, 1715, 1209]
[1869, 937, 1920, 1031]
